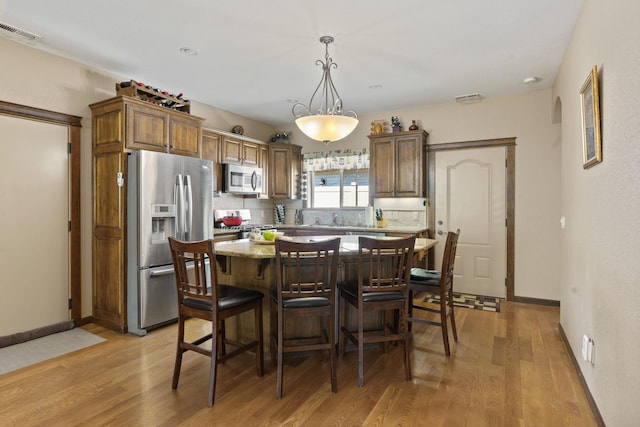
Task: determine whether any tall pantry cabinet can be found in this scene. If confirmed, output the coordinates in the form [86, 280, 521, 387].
[90, 96, 204, 332]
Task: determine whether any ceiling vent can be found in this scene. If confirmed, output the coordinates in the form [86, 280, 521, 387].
[455, 93, 484, 104]
[0, 22, 41, 42]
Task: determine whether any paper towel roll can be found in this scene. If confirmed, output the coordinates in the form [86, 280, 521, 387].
[365, 206, 374, 227]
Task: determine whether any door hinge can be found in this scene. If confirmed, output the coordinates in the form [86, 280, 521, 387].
[505, 218, 507, 227]
[68, 298, 72, 309]
[68, 220, 72, 231]
[505, 278, 507, 287]
[505, 158, 508, 168]
[67, 142, 71, 154]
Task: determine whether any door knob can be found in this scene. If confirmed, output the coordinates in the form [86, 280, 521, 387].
[437, 230, 444, 235]
[437, 220, 443, 225]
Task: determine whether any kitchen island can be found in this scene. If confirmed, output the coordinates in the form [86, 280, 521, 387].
[213, 235, 437, 353]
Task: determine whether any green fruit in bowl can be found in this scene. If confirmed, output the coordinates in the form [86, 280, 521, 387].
[262, 230, 275, 241]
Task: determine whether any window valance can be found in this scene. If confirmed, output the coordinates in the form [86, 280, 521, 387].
[302, 148, 369, 172]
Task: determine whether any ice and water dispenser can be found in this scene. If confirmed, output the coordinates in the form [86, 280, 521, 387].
[150, 203, 177, 244]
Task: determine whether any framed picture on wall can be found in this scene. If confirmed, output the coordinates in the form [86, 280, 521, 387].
[580, 65, 602, 169]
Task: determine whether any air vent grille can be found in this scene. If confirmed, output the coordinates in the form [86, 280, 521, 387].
[454, 93, 483, 104]
[0, 22, 40, 41]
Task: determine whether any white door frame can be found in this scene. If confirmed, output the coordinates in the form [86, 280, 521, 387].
[427, 138, 515, 300]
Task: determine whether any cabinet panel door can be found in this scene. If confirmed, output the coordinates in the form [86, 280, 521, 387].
[94, 108, 123, 153]
[221, 136, 242, 164]
[269, 146, 291, 198]
[169, 115, 201, 157]
[125, 104, 167, 151]
[202, 131, 222, 192]
[395, 135, 423, 197]
[371, 137, 395, 198]
[259, 144, 269, 198]
[93, 151, 127, 330]
[242, 140, 259, 166]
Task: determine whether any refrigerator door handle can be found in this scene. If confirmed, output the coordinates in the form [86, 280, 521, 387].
[184, 174, 193, 240]
[149, 263, 195, 277]
[149, 266, 175, 277]
[176, 174, 185, 240]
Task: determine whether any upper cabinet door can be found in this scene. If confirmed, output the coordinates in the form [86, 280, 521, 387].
[168, 114, 202, 157]
[241, 140, 259, 166]
[221, 136, 243, 164]
[122, 98, 202, 157]
[125, 103, 168, 151]
[221, 136, 259, 166]
[258, 144, 269, 198]
[395, 134, 424, 197]
[369, 130, 428, 202]
[269, 143, 301, 199]
[201, 130, 222, 192]
[370, 137, 395, 198]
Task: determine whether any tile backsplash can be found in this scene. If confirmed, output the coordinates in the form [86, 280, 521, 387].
[214, 194, 427, 228]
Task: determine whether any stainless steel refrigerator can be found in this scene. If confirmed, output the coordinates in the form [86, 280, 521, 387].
[127, 150, 213, 336]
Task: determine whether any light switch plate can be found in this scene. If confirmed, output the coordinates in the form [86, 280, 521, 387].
[582, 334, 589, 361]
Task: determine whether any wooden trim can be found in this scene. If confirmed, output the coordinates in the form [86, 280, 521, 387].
[512, 296, 560, 307]
[558, 323, 606, 427]
[0, 100, 82, 127]
[0, 100, 83, 324]
[427, 138, 516, 300]
[429, 137, 516, 152]
[506, 145, 515, 300]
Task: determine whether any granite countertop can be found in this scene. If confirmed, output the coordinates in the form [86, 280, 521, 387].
[213, 225, 428, 237]
[275, 224, 428, 234]
[213, 235, 437, 259]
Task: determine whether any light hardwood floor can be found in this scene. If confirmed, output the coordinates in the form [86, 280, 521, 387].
[0, 301, 598, 426]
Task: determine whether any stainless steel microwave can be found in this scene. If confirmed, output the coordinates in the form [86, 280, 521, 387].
[223, 163, 263, 194]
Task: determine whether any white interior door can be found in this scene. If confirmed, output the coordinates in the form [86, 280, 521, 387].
[0, 115, 69, 336]
[435, 147, 506, 298]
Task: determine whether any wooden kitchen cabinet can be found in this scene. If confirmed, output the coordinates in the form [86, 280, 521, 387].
[203, 129, 269, 196]
[220, 135, 259, 166]
[92, 96, 203, 157]
[258, 144, 269, 198]
[268, 143, 302, 199]
[369, 130, 428, 201]
[89, 96, 204, 332]
[201, 129, 222, 192]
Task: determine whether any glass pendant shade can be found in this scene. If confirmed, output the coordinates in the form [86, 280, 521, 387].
[295, 114, 359, 143]
[293, 36, 358, 144]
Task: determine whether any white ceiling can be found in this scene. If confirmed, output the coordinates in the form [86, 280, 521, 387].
[2, 0, 583, 127]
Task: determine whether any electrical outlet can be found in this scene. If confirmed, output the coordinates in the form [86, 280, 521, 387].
[582, 335, 589, 361]
[560, 216, 566, 229]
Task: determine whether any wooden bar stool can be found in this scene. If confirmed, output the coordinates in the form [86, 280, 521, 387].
[270, 237, 341, 399]
[408, 229, 460, 356]
[168, 237, 264, 407]
[338, 235, 416, 387]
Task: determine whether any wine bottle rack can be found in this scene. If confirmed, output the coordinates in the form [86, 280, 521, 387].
[116, 79, 191, 113]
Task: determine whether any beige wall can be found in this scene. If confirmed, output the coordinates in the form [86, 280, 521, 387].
[0, 37, 276, 319]
[292, 90, 563, 301]
[552, 0, 640, 424]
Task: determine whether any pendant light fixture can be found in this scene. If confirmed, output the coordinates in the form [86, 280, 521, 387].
[292, 36, 358, 144]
